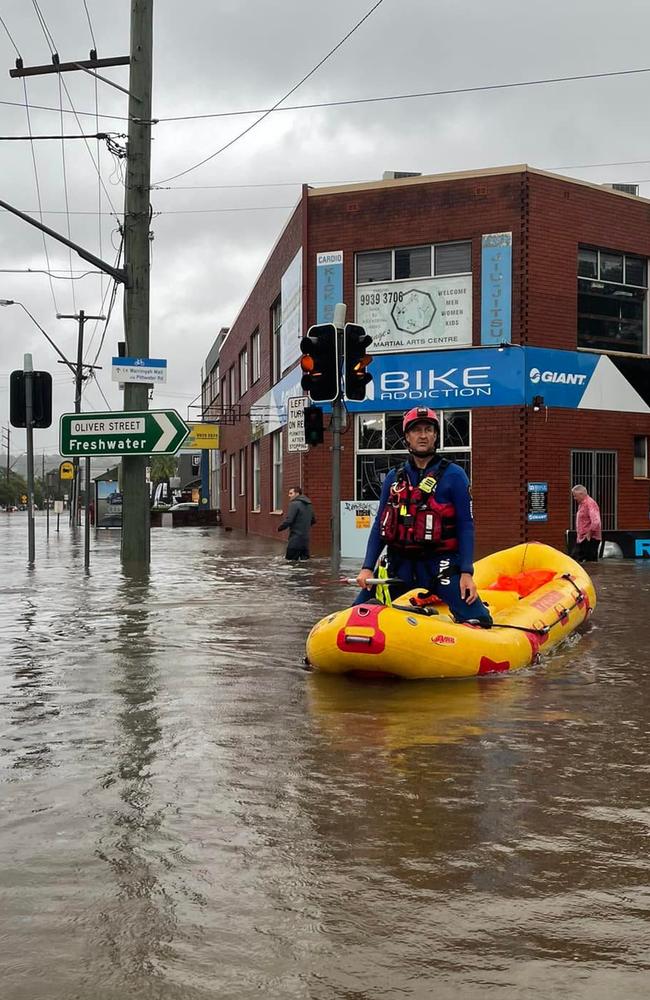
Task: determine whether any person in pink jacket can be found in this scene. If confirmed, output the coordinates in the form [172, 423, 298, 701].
[571, 485, 602, 562]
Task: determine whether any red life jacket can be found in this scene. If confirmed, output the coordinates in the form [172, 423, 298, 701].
[379, 459, 458, 555]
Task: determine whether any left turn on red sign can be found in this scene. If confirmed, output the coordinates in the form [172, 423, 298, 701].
[59, 410, 189, 457]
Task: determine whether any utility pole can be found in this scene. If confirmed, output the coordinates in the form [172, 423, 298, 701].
[330, 303, 347, 577]
[24, 355, 35, 565]
[57, 310, 104, 532]
[1, 426, 9, 496]
[57, 310, 104, 567]
[121, 0, 154, 569]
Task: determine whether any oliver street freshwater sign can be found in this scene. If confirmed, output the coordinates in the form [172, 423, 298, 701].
[59, 410, 190, 457]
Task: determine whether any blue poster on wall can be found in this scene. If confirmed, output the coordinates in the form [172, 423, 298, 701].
[481, 233, 512, 346]
[316, 251, 343, 324]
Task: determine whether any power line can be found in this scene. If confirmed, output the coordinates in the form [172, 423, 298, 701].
[0, 132, 121, 140]
[154, 66, 650, 125]
[81, 0, 98, 51]
[31, 0, 57, 54]
[0, 98, 129, 121]
[153, 0, 387, 185]
[0, 14, 21, 57]
[22, 78, 59, 315]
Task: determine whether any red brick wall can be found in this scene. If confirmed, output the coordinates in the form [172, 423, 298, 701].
[216, 168, 650, 556]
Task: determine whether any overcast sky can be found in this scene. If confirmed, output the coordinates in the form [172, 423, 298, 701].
[1, 0, 649, 456]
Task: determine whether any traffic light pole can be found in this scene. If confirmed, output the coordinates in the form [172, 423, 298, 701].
[24, 354, 35, 566]
[330, 304, 347, 576]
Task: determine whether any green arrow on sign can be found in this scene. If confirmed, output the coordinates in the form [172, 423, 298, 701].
[59, 409, 190, 458]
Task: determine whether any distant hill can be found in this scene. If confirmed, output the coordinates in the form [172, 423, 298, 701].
[1, 453, 119, 479]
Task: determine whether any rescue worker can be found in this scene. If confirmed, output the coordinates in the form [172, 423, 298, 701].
[354, 406, 492, 626]
[278, 486, 316, 560]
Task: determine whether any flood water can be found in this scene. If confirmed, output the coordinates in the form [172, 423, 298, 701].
[1, 514, 650, 1000]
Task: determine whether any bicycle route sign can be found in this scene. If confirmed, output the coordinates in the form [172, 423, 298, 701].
[59, 410, 190, 457]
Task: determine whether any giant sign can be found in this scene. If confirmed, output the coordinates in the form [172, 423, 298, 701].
[356, 275, 472, 353]
[525, 348, 650, 413]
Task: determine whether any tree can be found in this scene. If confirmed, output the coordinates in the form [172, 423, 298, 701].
[0, 469, 28, 506]
[149, 455, 178, 483]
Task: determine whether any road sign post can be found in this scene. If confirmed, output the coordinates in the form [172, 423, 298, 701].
[59, 410, 189, 458]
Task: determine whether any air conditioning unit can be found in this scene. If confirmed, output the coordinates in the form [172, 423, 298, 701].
[602, 182, 639, 196]
[382, 170, 422, 180]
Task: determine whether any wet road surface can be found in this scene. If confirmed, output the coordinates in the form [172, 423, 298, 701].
[1, 515, 650, 999]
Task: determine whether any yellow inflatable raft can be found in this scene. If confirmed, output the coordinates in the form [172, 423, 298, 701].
[305, 543, 596, 680]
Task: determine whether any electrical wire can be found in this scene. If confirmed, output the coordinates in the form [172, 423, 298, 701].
[154, 66, 650, 125]
[0, 268, 103, 278]
[0, 14, 21, 57]
[0, 98, 129, 121]
[81, 0, 97, 51]
[0, 132, 116, 140]
[153, 0, 387, 185]
[58, 75, 77, 315]
[21, 78, 59, 315]
[31, 0, 57, 53]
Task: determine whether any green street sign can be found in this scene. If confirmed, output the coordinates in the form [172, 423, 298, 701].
[59, 409, 190, 458]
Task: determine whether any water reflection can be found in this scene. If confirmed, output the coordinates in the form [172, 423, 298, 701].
[93, 573, 176, 988]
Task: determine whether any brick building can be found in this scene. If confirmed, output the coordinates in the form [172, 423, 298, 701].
[205, 165, 650, 559]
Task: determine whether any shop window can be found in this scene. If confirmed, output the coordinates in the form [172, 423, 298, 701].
[355, 410, 471, 500]
[634, 436, 648, 478]
[239, 448, 246, 495]
[271, 430, 283, 511]
[571, 450, 617, 529]
[251, 328, 261, 383]
[229, 453, 236, 511]
[251, 441, 261, 511]
[577, 246, 647, 355]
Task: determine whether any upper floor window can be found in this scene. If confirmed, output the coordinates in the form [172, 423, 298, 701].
[356, 241, 471, 284]
[251, 328, 261, 383]
[578, 246, 647, 355]
[220, 374, 228, 409]
[229, 365, 237, 404]
[634, 435, 648, 478]
[239, 347, 249, 396]
[271, 297, 282, 383]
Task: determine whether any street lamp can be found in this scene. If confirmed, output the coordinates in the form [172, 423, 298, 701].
[0, 299, 76, 376]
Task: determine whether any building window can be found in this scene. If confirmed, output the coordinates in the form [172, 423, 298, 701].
[356, 241, 471, 284]
[577, 246, 647, 355]
[229, 453, 236, 511]
[229, 365, 237, 404]
[571, 449, 617, 530]
[271, 296, 282, 383]
[251, 328, 261, 383]
[251, 441, 261, 511]
[239, 347, 249, 396]
[221, 374, 228, 409]
[355, 410, 471, 500]
[239, 448, 246, 494]
[634, 435, 648, 478]
[271, 430, 283, 511]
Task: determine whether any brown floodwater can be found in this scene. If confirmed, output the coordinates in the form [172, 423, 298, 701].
[1, 514, 649, 999]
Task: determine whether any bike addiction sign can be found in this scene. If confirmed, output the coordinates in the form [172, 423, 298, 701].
[342, 346, 525, 411]
[355, 275, 472, 353]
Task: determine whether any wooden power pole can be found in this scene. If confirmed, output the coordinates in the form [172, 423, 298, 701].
[121, 0, 154, 569]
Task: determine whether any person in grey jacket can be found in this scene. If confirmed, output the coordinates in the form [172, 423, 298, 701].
[277, 486, 316, 560]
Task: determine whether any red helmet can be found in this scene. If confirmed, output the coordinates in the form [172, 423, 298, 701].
[402, 406, 439, 435]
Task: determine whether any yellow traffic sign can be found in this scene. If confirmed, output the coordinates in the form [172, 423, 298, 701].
[59, 461, 75, 480]
[185, 423, 219, 450]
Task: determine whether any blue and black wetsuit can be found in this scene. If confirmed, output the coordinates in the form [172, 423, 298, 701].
[356, 456, 492, 625]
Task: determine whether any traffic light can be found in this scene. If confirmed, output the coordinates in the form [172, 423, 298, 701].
[344, 323, 373, 401]
[304, 405, 324, 446]
[10, 370, 53, 428]
[299, 323, 339, 402]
